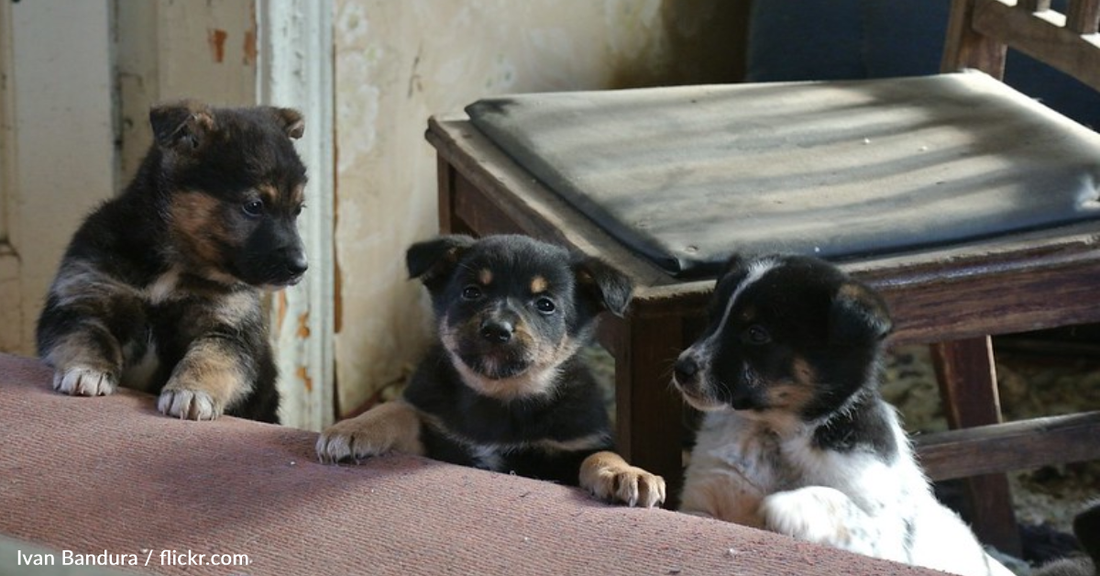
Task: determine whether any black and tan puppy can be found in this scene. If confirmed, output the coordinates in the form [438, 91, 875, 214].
[36, 100, 308, 423]
[317, 234, 665, 507]
[1034, 502, 1100, 576]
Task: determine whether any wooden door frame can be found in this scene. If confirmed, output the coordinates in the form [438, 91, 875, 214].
[257, 0, 336, 431]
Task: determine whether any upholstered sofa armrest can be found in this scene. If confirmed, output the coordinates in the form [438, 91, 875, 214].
[0, 353, 938, 576]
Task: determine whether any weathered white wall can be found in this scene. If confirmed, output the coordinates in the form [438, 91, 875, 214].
[332, 0, 746, 415]
[1, 1, 116, 355]
[116, 0, 258, 185]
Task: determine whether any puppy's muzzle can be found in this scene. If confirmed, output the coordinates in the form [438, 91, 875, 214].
[673, 356, 700, 386]
[282, 247, 309, 278]
[479, 318, 514, 344]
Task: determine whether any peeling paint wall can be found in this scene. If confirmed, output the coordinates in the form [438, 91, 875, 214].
[332, 0, 748, 415]
[116, 0, 258, 185]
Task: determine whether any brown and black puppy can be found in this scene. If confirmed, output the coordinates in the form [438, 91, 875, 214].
[317, 234, 665, 507]
[1034, 502, 1100, 576]
[35, 100, 308, 423]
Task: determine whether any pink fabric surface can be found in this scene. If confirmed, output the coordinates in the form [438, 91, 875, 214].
[0, 352, 936, 576]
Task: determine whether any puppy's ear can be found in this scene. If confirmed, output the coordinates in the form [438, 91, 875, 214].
[150, 100, 216, 153]
[573, 257, 633, 317]
[716, 253, 750, 284]
[268, 107, 305, 139]
[406, 235, 476, 292]
[829, 281, 892, 343]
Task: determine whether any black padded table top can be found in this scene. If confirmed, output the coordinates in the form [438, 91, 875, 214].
[466, 72, 1100, 279]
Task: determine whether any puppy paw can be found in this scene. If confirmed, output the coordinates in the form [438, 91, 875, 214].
[761, 486, 878, 556]
[580, 451, 666, 508]
[53, 366, 118, 396]
[316, 401, 424, 464]
[158, 388, 221, 420]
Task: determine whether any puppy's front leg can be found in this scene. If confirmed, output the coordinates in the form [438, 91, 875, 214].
[37, 266, 145, 397]
[760, 486, 882, 558]
[316, 401, 425, 464]
[580, 451, 666, 508]
[158, 338, 252, 420]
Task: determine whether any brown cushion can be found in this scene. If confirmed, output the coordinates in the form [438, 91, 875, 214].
[467, 72, 1100, 278]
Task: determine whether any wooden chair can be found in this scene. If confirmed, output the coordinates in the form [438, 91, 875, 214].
[426, 0, 1100, 554]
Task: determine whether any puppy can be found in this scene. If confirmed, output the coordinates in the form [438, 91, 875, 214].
[36, 100, 309, 423]
[1034, 501, 1100, 576]
[672, 254, 1013, 576]
[317, 234, 665, 507]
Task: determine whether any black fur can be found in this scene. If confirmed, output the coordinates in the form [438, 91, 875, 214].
[35, 100, 308, 423]
[674, 253, 897, 460]
[402, 234, 632, 484]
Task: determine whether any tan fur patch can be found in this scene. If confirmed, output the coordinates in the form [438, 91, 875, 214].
[257, 185, 278, 207]
[440, 319, 582, 401]
[792, 356, 817, 387]
[210, 290, 262, 328]
[316, 400, 425, 462]
[530, 275, 548, 294]
[579, 451, 666, 508]
[767, 383, 816, 413]
[159, 339, 249, 419]
[478, 268, 493, 286]
[762, 356, 818, 412]
[838, 282, 889, 319]
[169, 191, 236, 273]
[680, 473, 767, 527]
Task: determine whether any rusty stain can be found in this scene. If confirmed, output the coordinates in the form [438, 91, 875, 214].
[244, 1, 258, 66]
[297, 312, 311, 339]
[296, 366, 313, 393]
[276, 291, 288, 332]
[243, 30, 257, 66]
[333, 175, 343, 335]
[208, 28, 228, 63]
[334, 253, 343, 335]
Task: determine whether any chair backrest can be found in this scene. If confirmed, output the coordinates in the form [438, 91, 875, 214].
[944, 0, 1100, 91]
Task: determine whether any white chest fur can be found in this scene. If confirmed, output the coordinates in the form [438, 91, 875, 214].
[679, 407, 1012, 576]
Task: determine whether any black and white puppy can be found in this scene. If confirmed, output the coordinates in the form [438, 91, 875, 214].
[317, 234, 665, 507]
[672, 253, 1013, 576]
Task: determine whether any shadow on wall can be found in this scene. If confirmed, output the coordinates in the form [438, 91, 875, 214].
[746, 0, 1100, 128]
[609, 0, 753, 89]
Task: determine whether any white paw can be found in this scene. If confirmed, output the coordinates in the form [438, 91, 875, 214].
[53, 366, 117, 396]
[761, 487, 873, 553]
[158, 388, 220, 420]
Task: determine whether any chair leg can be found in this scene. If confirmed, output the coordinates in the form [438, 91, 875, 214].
[605, 314, 686, 509]
[930, 337, 1022, 556]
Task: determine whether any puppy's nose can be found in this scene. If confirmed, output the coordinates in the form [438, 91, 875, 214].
[284, 250, 309, 276]
[480, 319, 514, 343]
[674, 356, 699, 384]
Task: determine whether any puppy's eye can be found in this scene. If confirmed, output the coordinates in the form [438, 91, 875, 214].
[743, 325, 771, 345]
[293, 203, 306, 217]
[243, 199, 264, 217]
[534, 297, 556, 314]
[461, 286, 483, 300]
